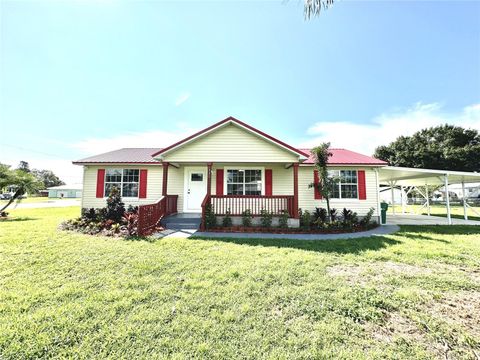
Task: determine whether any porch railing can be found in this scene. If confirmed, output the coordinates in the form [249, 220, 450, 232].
[200, 195, 294, 230]
[137, 195, 178, 236]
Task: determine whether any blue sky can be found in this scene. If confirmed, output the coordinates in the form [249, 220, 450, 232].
[1, 0, 479, 182]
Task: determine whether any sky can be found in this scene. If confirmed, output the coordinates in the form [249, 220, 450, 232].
[1, 0, 479, 183]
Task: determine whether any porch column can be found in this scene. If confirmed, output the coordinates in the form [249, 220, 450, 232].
[425, 184, 431, 216]
[462, 181, 468, 220]
[444, 174, 452, 225]
[293, 163, 299, 218]
[162, 162, 169, 196]
[207, 163, 212, 196]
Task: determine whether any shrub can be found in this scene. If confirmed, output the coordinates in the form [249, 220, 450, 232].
[82, 208, 98, 222]
[123, 212, 138, 236]
[279, 210, 288, 229]
[105, 186, 125, 223]
[242, 209, 252, 227]
[330, 208, 338, 222]
[127, 205, 138, 214]
[360, 207, 375, 227]
[342, 208, 358, 225]
[205, 203, 217, 229]
[222, 210, 232, 227]
[314, 207, 328, 224]
[260, 210, 272, 228]
[300, 209, 311, 228]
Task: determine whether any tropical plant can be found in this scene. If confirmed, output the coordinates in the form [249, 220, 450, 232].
[0, 168, 43, 212]
[242, 209, 252, 227]
[260, 210, 273, 228]
[304, 0, 334, 20]
[360, 207, 375, 227]
[222, 210, 233, 227]
[279, 210, 289, 229]
[313, 207, 328, 224]
[104, 186, 125, 223]
[300, 209, 312, 228]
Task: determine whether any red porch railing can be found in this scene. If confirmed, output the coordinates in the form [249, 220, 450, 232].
[200, 195, 295, 230]
[137, 195, 178, 236]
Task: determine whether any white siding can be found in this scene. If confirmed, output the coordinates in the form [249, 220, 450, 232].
[162, 123, 299, 163]
[298, 166, 380, 216]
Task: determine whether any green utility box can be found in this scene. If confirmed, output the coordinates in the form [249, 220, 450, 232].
[380, 202, 389, 225]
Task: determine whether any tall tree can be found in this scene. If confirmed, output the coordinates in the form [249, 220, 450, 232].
[374, 125, 480, 172]
[17, 161, 30, 173]
[304, 0, 335, 20]
[32, 169, 65, 189]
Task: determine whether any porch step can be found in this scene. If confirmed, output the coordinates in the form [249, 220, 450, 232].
[161, 213, 202, 230]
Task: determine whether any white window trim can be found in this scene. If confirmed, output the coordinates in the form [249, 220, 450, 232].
[224, 166, 265, 196]
[328, 169, 359, 200]
[104, 168, 140, 199]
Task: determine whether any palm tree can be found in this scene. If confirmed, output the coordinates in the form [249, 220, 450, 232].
[0, 169, 42, 212]
[304, 0, 335, 19]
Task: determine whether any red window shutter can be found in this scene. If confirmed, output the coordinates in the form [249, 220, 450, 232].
[358, 170, 367, 200]
[139, 169, 148, 198]
[313, 169, 322, 199]
[265, 169, 273, 196]
[96, 169, 105, 198]
[216, 169, 224, 195]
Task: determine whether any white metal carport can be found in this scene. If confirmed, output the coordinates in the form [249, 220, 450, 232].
[378, 166, 480, 225]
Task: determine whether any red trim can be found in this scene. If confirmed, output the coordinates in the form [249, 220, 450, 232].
[313, 169, 322, 199]
[162, 162, 169, 196]
[265, 169, 272, 196]
[216, 169, 224, 195]
[96, 169, 105, 198]
[151, 117, 309, 158]
[207, 163, 213, 196]
[358, 170, 367, 200]
[139, 169, 148, 198]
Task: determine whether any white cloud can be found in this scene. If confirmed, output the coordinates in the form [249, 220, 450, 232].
[301, 103, 480, 155]
[175, 92, 191, 107]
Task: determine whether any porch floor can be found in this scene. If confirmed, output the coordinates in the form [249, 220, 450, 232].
[386, 213, 480, 225]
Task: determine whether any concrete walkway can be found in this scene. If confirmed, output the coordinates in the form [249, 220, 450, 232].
[188, 225, 400, 240]
[387, 213, 480, 226]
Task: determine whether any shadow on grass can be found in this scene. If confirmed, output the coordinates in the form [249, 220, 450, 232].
[190, 235, 401, 254]
[420, 213, 480, 222]
[0, 217, 38, 222]
[398, 225, 480, 236]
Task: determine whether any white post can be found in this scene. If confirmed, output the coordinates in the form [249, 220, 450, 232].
[374, 169, 382, 225]
[444, 175, 452, 225]
[425, 184, 430, 216]
[401, 185, 405, 214]
[462, 181, 468, 221]
[390, 182, 396, 215]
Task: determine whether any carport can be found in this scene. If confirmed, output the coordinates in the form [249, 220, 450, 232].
[378, 166, 480, 225]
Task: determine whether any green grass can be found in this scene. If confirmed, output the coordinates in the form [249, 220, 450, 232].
[1, 207, 479, 359]
[389, 203, 480, 221]
[0, 197, 79, 204]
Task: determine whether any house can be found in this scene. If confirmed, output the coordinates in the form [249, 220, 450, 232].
[73, 117, 387, 229]
[47, 184, 83, 198]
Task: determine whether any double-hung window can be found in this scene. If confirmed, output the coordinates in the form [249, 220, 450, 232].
[328, 170, 358, 199]
[226, 169, 262, 195]
[105, 169, 140, 197]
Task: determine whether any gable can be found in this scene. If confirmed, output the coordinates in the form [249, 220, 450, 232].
[160, 122, 300, 163]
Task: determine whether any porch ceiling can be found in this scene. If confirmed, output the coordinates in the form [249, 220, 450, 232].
[378, 166, 480, 186]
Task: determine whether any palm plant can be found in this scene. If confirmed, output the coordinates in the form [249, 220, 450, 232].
[304, 0, 335, 20]
[0, 169, 42, 212]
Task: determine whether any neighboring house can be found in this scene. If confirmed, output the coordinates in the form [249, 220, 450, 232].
[437, 183, 480, 199]
[47, 184, 83, 198]
[73, 117, 387, 226]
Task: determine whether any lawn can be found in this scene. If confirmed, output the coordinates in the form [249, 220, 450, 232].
[0, 197, 78, 204]
[1, 207, 479, 359]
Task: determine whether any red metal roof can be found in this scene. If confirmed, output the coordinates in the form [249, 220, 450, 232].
[300, 148, 387, 165]
[73, 147, 386, 166]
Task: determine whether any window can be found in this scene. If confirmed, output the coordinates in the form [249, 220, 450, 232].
[226, 169, 262, 195]
[105, 169, 139, 197]
[191, 173, 203, 182]
[328, 170, 358, 199]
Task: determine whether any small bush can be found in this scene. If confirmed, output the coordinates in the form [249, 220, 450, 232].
[360, 207, 375, 227]
[314, 207, 328, 224]
[222, 210, 232, 227]
[279, 210, 288, 229]
[205, 203, 217, 229]
[123, 212, 138, 236]
[330, 208, 337, 222]
[300, 209, 311, 228]
[260, 210, 272, 228]
[242, 209, 252, 227]
[105, 186, 125, 223]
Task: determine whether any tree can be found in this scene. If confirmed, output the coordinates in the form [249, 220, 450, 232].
[32, 169, 65, 189]
[304, 0, 335, 20]
[105, 186, 125, 223]
[309, 142, 337, 222]
[0, 169, 43, 212]
[374, 125, 480, 172]
[17, 161, 30, 173]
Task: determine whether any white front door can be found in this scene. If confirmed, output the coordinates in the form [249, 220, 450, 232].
[184, 167, 207, 212]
